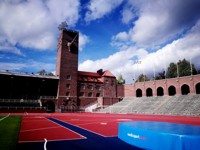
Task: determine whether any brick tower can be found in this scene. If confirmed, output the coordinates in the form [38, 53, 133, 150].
[56, 29, 79, 111]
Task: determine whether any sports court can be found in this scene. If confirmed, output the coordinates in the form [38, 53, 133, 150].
[15, 113, 200, 150]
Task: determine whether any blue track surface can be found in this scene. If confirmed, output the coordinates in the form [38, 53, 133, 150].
[17, 118, 143, 150]
[119, 121, 200, 150]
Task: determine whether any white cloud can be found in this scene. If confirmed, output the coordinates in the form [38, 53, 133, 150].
[85, 0, 124, 22]
[0, 60, 55, 73]
[79, 33, 90, 51]
[79, 20, 200, 83]
[0, 41, 24, 56]
[117, 0, 200, 48]
[46, 0, 80, 26]
[0, 62, 26, 71]
[0, 0, 80, 51]
[79, 47, 148, 82]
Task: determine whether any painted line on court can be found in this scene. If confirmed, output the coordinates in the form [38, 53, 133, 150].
[0, 113, 10, 122]
[47, 118, 87, 139]
[44, 138, 47, 150]
[20, 126, 60, 132]
[49, 117, 115, 138]
[18, 137, 86, 143]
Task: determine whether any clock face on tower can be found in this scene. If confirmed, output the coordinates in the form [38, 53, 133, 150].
[64, 30, 79, 54]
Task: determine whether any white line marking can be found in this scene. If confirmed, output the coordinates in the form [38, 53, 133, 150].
[0, 113, 10, 122]
[44, 138, 47, 150]
[18, 137, 86, 143]
[47, 118, 87, 139]
[52, 118, 110, 138]
[20, 126, 60, 132]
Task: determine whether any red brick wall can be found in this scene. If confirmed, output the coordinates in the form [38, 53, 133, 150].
[77, 82, 103, 98]
[117, 85, 124, 97]
[56, 30, 79, 109]
[118, 75, 200, 97]
[78, 97, 97, 107]
[103, 97, 119, 105]
[102, 77, 117, 97]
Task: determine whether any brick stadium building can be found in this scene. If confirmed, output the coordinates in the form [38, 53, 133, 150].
[0, 29, 200, 112]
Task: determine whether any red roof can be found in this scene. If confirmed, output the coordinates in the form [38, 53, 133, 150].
[102, 70, 115, 77]
[78, 71, 100, 77]
[78, 70, 115, 83]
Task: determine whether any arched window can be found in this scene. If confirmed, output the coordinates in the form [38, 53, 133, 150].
[157, 87, 164, 96]
[136, 89, 142, 97]
[196, 83, 200, 94]
[146, 88, 153, 97]
[168, 86, 176, 96]
[181, 84, 190, 95]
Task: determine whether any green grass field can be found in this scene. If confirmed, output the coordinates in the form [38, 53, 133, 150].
[0, 116, 21, 150]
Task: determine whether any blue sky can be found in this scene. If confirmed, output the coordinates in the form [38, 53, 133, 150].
[0, 0, 200, 83]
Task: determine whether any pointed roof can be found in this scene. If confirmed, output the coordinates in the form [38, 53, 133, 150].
[102, 70, 115, 77]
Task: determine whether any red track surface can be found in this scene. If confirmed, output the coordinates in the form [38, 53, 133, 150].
[16, 113, 200, 143]
[18, 115, 85, 143]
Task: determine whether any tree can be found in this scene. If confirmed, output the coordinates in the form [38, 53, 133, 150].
[155, 70, 166, 80]
[38, 70, 55, 76]
[135, 74, 150, 82]
[47, 72, 55, 76]
[117, 74, 125, 85]
[38, 69, 46, 75]
[178, 59, 197, 76]
[166, 59, 197, 78]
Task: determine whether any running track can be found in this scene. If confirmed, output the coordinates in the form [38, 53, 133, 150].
[8, 113, 200, 150]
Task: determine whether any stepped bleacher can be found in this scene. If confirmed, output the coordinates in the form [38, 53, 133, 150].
[0, 99, 45, 111]
[98, 94, 200, 116]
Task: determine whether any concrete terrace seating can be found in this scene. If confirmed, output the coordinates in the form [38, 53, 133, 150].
[100, 94, 200, 116]
[99, 97, 136, 113]
[0, 99, 41, 110]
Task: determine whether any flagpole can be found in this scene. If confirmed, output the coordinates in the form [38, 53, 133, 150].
[177, 61, 179, 77]
[153, 62, 156, 80]
[190, 57, 193, 76]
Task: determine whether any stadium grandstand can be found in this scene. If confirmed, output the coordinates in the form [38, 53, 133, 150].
[0, 29, 200, 116]
[1, 29, 200, 150]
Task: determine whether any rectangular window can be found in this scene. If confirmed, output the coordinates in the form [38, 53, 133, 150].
[66, 84, 70, 89]
[80, 84, 85, 90]
[66, 75, 71, 80]
[88, 92, 93, 97]
[95, 85, 101, 90]
[66, 92, 70, 96]
[79, 92, 84, 97]
[82, 76, 87, 81]
[88, 85, 93, 90]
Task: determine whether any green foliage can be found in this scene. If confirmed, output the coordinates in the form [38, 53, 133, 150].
[38, 69, 46, 75]
[117, 74, 125, 85]
[47, 72, 55, 76]
[155, 70, 166, 80]
[166, 59, 197, 78]
[38, 69, 55, 76]
[136, 74, 150, 82]
[166, 63, 177, 78]
[0, 116, 22, 150]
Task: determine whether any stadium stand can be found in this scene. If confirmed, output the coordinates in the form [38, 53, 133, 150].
[98, 94, 200, 116]
[0, 99, 45, 111]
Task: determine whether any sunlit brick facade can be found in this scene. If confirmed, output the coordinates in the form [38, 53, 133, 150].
[56, 29, 117, 111]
